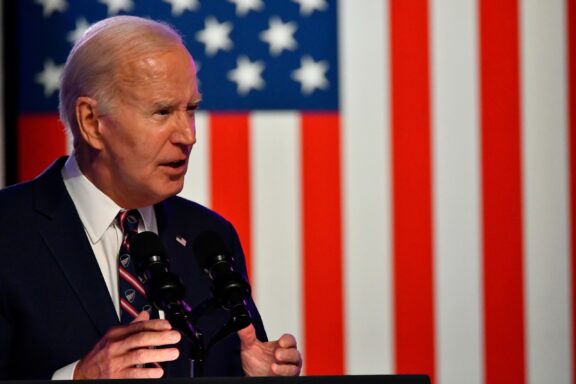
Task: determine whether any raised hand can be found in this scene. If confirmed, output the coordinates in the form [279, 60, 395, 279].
[74, 311, 181, 379]
[238, 324, 302, 377]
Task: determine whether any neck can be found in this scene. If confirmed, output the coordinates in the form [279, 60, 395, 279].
[75, 148, 133, 209]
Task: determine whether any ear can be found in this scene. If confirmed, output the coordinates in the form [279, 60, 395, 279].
[75, 96, 104, 150]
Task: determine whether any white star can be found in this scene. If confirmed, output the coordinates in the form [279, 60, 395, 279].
[228, 0, 263, 16]
[67, 18, 91, 44]
[35, 0, 68, 17]
[196, 17, 233, 56]
[228, 56, 265, 95]
[35, 59, 64, 98]
[260, 17, 297, 56]
[291, 56, 329, 95]
[292, 0, 328, 16]
[163, 0, 199, 16]
[99, 0, 134, 15]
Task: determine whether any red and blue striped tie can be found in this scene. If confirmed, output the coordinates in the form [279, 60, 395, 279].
[117, 210, 153, 324]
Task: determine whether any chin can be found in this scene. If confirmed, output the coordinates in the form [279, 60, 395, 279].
[140, 178, 185, 206]
[160, 182, 185, 199]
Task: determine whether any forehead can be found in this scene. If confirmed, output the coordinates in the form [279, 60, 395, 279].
[116, 45, 199, 103]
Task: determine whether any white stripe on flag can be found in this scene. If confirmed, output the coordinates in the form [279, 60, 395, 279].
[339, 0, 393, 374]
[251, 112, 303, 350]
[520, 0, 573, 383]
[181, 111, 210, 207]
[431, 1, 484, 384]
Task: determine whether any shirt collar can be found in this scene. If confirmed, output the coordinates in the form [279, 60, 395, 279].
[62, 154, 155, 244]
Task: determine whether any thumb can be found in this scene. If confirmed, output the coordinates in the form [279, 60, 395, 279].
[131, 310, 150, 323]
[237, 323, 258, 349]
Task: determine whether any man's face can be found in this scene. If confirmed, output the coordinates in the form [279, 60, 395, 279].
[94, 45, 200, 208]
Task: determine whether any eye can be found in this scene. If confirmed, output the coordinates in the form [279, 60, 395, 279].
[156, 108, 171, 116]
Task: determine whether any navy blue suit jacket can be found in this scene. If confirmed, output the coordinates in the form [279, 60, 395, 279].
[0, 157, 267, 379]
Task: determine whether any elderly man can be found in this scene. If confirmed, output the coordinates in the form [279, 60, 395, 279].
[0, 16, 302, 380]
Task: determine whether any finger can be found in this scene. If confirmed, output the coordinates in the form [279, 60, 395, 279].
[271, 362, 302, 376]
[121, 366, 165, 379]
[237, 323, 258, 348]
[123, 329, 182, 351]
[107, 319, 173, 341]
[274, 347, 302, 365]
[131, 311, 150, 323]
[127, 319, 173, 334]
[277, 333, 298, 349]
[123, 346, 180, 368]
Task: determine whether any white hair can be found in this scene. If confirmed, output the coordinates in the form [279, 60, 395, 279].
[58, 16, 184, 147]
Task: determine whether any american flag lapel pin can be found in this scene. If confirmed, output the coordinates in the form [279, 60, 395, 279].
[176, 236, 187, 247]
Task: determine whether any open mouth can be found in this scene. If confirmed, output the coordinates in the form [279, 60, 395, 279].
[163, 160, 186, 168]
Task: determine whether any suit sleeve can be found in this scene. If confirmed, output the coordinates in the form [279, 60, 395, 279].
[0, 271, 14, 379]
[225, 220, 268, 343]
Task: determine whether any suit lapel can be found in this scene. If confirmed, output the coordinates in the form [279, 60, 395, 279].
[155, 200, 192, 271]
[33, 157, 119, 336]
[155, 200, 186, 263]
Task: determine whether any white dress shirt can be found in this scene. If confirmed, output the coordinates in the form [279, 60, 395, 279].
[52, 154, 158, 379]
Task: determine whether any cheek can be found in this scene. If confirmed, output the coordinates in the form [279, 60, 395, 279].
[133, 143, 166, 177]
[120, 134, 160, 166]
[145, 132, 178, 163]
[103, 119, 173, 174]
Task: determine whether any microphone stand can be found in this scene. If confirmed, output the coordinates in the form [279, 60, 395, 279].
[162, 300, 206, 378]
[162, 297, 252, 378]
[146, 272, 206, 377]
[133, 231, 252, 377]
[147, 281, 253, 377]
[205, 304, 252, 351]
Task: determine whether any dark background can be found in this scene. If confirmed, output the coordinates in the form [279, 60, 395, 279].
[3, 1, 18, 186]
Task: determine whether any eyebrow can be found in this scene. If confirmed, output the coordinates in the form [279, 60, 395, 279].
[191, 93, 203, 105]
[151, 94, 203, 109]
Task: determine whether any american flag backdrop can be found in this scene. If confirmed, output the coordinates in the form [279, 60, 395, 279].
[3, 0, 576, 383]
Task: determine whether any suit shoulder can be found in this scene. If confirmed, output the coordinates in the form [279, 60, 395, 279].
[163, 196, 233, 229]
[0, 157, 66, 214]
[0, 179, 35, 198]
[0, 181, 40, 259]
[0, 180, 35, 213]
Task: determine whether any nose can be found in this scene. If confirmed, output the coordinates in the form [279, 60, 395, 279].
[171, 112, 196, 147]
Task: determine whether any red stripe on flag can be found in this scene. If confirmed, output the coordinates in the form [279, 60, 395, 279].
[301, 113, 344, 374]
[568, 0, 576, 382]
[479, 0, 526, 383]
[18, 115, 67, 182]
[389, 0, 435, 380]
[210, 114, 253, 277]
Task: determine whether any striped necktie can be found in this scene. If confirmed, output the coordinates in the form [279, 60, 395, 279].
[117, 209, 153, 324]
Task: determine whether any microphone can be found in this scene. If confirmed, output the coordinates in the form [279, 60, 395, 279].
[131, 231, 186, 313]
[132, 230, 252, 363]
[192, 231, 252, 311]
[131, 231, 204, 359]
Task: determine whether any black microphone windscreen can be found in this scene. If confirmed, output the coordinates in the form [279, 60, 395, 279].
[193, 231, 229, 268]
[131, 231, 166, 262]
